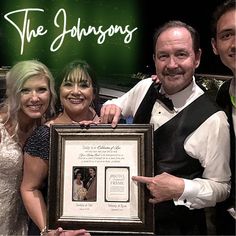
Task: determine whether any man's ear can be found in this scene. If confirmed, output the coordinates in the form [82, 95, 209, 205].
[211, 38, 219, 55]
[195, 48, 202, 68]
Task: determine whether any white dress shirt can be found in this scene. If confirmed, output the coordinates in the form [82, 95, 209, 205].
[105, 77, 231, 209]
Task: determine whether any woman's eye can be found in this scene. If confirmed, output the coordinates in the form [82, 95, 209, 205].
[20, 88, 30, 94]
[79, 81, 90, 88]
[37, 87, 48, 93]
[63, 81, 73, 87]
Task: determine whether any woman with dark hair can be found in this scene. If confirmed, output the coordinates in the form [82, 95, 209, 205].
[55, 60, 100, 116]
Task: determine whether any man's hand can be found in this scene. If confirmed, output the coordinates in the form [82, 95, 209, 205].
[132, 172, 184, 204]
[100, 104, 121, 127]
[151, 75, 160, 84]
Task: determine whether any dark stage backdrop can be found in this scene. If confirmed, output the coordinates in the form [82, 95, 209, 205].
[0, 0, 232, 87]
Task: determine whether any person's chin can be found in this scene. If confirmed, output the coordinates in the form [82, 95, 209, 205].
[27, 111, 44, 119]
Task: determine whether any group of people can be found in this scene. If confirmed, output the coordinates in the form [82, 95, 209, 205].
[101, 0, 235, 235]
[0, 0, 235, 235]
[0, 59, 95, 235]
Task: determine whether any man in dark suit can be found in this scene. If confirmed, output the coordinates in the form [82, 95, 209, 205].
[101, 20, 231, 235]
[85, 167, 97, 201]
[211, 0, 236, 234]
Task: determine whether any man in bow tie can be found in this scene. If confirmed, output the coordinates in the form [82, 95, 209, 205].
[100, 20, 230, 235]
[211, 0, 236, 234]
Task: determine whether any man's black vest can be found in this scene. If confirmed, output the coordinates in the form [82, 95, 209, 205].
[133, 82, 221, 235]
[216, 79, 235, 208]
[133, 82, 220, 179]
[215, 79, 235, 236]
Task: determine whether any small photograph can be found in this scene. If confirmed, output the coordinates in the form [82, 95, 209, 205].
[72, 166, 97, 202]
[72, 167, 87, 201]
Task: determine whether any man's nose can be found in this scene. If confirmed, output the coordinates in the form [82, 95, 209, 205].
[230, 35, 235, 49]
[167, 56, 178, 68]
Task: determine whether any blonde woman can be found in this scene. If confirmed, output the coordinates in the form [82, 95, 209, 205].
[0, 60, 56, 235]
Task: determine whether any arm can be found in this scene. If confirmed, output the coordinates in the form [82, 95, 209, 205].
[133, 111, 231, 209]
[20, 153, 48, 231]
[100, 104, 122, 127]
[132, 173, 184, 204]
[20, 126, 50, 231]
[100, 78, 153, 126]
[177, 110, 231, 208]
[21, 126, 91, 236]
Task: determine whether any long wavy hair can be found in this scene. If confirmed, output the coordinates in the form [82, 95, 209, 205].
[0, 60, 57, 132]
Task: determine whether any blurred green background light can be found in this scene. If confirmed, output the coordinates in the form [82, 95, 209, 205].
[1, 0, 142, 82]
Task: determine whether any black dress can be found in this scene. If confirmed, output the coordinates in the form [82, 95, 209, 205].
[24, 125, 50, 236]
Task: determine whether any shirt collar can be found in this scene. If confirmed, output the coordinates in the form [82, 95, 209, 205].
[161, 76, 204, 110]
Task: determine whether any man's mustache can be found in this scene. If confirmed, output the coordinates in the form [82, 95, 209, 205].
[163, 69, 184, 76]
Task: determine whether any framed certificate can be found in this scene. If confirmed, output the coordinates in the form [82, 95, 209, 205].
[47, 124, 155, 235]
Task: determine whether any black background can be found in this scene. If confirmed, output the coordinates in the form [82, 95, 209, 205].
[138, 0, 232, 76]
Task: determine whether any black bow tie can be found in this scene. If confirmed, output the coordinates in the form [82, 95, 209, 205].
[154, 83, 174, 111]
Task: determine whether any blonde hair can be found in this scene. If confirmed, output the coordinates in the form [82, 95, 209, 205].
[0, 60, 57, 131]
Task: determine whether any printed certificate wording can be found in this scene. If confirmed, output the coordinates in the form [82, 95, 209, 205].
[105, 167, 130, 202]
